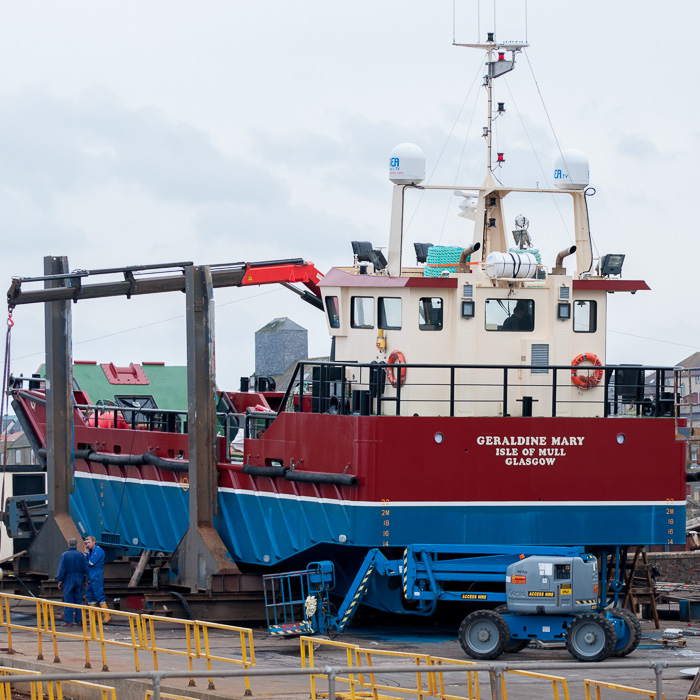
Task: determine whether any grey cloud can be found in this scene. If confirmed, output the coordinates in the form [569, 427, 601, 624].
[616, 134, 660, 160]
[0, 87, 288, 206]
[194, 199, 355, 270]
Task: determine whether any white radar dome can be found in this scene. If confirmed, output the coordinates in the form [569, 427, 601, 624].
[389, 143, 425, 185]
[553, 149, 589, 190]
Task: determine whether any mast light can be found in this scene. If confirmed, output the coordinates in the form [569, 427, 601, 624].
[497, 152, 505, 162]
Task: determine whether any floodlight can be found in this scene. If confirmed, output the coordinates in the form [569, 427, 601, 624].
[600, 254, 625, 276]
[414, 242, 434, 264]
[351, 241, 374, 263]
[367, 249, 388, 271]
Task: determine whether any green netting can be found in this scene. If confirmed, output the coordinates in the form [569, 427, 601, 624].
[424, 246, 466, 277]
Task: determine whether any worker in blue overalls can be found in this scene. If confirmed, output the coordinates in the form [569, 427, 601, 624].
[56, 538, 87, 626]
[84, 535, 111, 623]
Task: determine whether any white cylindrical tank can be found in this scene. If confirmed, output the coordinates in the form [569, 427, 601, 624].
[389, 143, 425, 185]
[484, 251, 538, 279]
[553, 149, 589, 190]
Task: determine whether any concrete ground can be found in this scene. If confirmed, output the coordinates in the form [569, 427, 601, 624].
[0, 607, 699, 700]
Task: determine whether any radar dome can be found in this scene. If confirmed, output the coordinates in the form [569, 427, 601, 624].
[389, 143, 425, 185]
[553, 149, 589, 190]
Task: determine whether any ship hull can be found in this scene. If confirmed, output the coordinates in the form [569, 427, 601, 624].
[65, 412, 687, 563]
[71, 470, 681, 563]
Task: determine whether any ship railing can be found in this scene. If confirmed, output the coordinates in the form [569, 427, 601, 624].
[75, 402, 188, 433]
[676, 367, 700, 472]
[276, 360, 682, 421]
[9, 375, 246, 440]
[72, 402, 244, 444]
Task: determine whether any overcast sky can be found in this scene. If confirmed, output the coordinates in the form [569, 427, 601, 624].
[2, 1, 699, 392]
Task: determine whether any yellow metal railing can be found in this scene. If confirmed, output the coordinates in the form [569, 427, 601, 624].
[145, 692, 194, 700]
[0, 592, 143, 672]
[298, 646, 577, 700]
[194, 620, 255, 693]
[503, 670, 570, 700]
[141, 615, 198, 684]
[584, 678, 665, 700]
[0, 665, 117, 700]
[300, 636, 360, 700]
[428, 656, 482, 700]
[354, 647, 433, 700]
[0, 592, 255, 692]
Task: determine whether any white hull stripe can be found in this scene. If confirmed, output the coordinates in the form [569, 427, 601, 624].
[74, 472, 681, 508]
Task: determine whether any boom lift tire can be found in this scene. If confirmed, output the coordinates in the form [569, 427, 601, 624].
[494, 605, 529, 653]
[565, 613, 616, 662]
[459, 610, 510, 660]
[609, 609, 642, 657]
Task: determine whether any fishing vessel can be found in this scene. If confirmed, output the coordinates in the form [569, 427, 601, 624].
[7, 35, 688, 611]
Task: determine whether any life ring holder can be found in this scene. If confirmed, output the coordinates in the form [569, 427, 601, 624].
[571, 353, 604, 389]
[387, 350, 407, 388]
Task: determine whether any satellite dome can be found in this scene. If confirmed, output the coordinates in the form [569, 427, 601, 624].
[389, 143, 425, 185]
[553, 149, 589, 190]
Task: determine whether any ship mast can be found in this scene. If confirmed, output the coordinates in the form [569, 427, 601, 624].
[454, 34, 528, 180]
[453, 35, 527, 261]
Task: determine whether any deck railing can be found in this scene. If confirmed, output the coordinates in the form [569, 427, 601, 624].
[278, 361, 682, 420]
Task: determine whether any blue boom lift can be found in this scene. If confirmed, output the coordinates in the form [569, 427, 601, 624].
[263, 545, 642, 662]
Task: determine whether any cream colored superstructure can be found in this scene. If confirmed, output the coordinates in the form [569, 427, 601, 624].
[319, 38, 634, 419]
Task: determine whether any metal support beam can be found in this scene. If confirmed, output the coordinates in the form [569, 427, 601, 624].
[170, 266, 239, 593]
[28, 257, 83, 575]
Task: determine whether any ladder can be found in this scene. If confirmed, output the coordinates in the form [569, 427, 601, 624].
[619, 546, 660, 629]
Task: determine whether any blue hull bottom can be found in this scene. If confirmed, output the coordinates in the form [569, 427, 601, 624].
[70, 473, 684, 564]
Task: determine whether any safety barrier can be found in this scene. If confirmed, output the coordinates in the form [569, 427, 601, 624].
[0, 592, 143, 671]
[140, 615, 256, 694]
[584, 678, 665, 700]
[145, 692, 194, 700]
[0, 665, 117, 700]
[141, 615, 198, 684]
[301, 644, 571, 700]
[428, 656, 482, 700]
[0, 593, 255, 693]
[0, 657, 694, 700]
[353, 647, 433, 700]
[300, 636, 360, 699]
[503, 670, 570, 700]
[194, 620, 255, 693]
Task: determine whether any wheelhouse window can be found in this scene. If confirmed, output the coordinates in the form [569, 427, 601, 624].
[485, 299, 535, 331]
[419, 297, 443, 331]
[573, 300, 597, 333]
[378, 297, 402, 330]
[325, 296, 340, 329]
[351, 296, 374, 328]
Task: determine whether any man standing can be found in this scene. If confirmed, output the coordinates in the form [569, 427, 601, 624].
[56, 538, 87, 627]
[84, 535, 111, 623]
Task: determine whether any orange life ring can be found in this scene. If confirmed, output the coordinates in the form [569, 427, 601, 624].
[571, 353, 603, 389]
[387, 350, 407, 387]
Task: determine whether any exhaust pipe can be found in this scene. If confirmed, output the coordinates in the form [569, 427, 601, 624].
[457, 242, 481, 273]
[552, 245, 577, 275]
